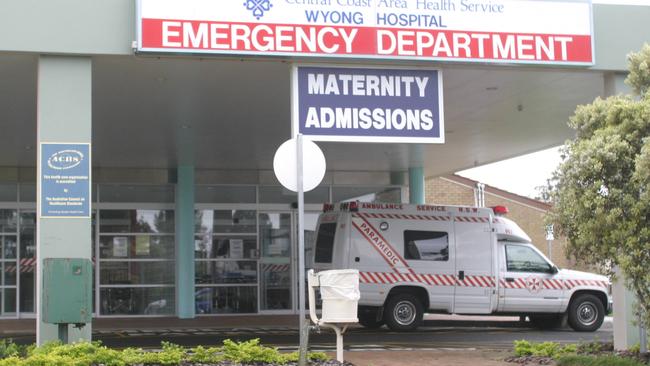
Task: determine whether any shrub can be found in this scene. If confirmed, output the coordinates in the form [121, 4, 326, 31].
[557, 355, 648, 366]
[222, 338, 284, 364]
[0, 340, 20, 359]
[0, 339, 330, 365]
[514, 340, 578, 358]
[187, 345, 223, 364]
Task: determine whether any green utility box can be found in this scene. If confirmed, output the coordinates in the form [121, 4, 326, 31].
[42, 258, 92, 324]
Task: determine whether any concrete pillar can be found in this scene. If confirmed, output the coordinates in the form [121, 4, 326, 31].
[409, 167, 425, 204]
[36, 56, 92, 344]
[613, 267, 641, 350]
[175, 165, 195, 318]
[605, 73, 644, 350]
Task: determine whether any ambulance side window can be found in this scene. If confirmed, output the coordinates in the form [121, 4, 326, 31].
[505, 245, 552, 273]
[403, 230, 449, 261]
[314, 223, 337, 263]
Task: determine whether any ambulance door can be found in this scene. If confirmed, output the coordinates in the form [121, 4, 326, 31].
[499, 243, 564, 313]
[453, 214, 495, 314]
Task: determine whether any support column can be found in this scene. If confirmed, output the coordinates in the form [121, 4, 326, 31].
[175, 165, 195, 318]
[409, 167, 425, 204]
[36, 56, 92, 344]
[605, 73, 644, 350]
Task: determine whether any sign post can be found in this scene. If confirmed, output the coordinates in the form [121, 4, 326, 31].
[273, 136, 326, 366]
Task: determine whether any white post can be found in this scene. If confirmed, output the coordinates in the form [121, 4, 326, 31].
[297, 134, 308, 366]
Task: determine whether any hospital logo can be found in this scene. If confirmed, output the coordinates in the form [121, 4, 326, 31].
[244, 0, 273, 20]
[525, 277, 543, 294]
[47, 150, 84, 170]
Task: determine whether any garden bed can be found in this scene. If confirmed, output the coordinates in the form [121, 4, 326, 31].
[0, 338, 351, 366]
[506, 340, 650, 366]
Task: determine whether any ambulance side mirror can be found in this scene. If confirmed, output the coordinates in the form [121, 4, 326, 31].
[549, 266, 559, 275]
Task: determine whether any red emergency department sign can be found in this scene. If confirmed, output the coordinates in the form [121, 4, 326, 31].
[137, 0, 594, 65]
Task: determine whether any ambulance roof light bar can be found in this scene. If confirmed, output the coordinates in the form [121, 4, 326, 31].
[492, 205, 509, 215]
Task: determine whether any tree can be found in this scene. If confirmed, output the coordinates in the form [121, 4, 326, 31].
[549, 44, 650, 326]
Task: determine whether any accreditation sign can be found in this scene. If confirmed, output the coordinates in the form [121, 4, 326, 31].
[292, 65, 444, 143]
[39, 143, 91, 218]
[137, 0, 593, 65]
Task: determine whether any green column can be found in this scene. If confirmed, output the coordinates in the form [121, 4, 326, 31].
[175, 165, 195, 318]
[36, 56, 92, 345]
[409, 167, 425, 204]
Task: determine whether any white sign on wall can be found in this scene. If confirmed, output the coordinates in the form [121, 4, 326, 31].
[137, 0, 594, 65]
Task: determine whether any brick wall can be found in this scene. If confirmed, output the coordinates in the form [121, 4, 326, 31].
[425, 176, 574, 269]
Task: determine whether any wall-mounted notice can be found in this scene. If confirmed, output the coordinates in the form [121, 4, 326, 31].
[40, 143, 91, 218]
[137, 0, 594, 65]
[293, 65, 443, 143]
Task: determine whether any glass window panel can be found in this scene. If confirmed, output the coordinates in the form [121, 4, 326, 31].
[259, 186, 329, 204]
[19, 270, 35, 313]
[195, 261, 257, 285]
[333, 187, 402, 203]
[260, 262, 292, 310]
[100, 210, 175, 233]
[214, 210, 256, 233]
[259, 213, 291, 258]
[99, 235, 174, 259]
[3, 288, 16, 314]
[1, 236, 17, 259]
[99, 185, 174, 203]
[506, 245, 552, 273]
[19, 213, 36, 258]
[0, 184, 17, 202]
[196, 186, 256, 204]
[194, 236, 257, 259]
[3, 262, 17, 286]
[100, 287, 175, 315]
[314, 223, 336, 264]
[19, 184, 36, 203]
[404, 230, 449, 261]
[194, 286, 257, 314]
[0, 210, 17, 233]
[100, 261, 174, 285]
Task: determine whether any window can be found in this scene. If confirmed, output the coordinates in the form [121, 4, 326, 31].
[98, 209, 175, 316]
[404, 230, 449, 261]
[194, 210, 258, 314]
[505, 245, 552, 273]
[314, 223, 337, 263]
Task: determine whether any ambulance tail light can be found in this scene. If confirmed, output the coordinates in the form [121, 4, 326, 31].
[492, 205, 509, 215]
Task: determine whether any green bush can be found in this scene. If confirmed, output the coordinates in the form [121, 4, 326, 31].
[0, 339, 330, 365]
[222, 338, 285, 364]
[514, 340, 577, 358]
[557, 355, 648, 366]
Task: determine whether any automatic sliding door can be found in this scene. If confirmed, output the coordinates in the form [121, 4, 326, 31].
[259, 212, 293, 312]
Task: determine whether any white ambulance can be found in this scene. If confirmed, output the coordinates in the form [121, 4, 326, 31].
[311, 202, 611, 332]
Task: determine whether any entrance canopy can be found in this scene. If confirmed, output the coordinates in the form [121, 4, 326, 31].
[0, 54, 605, 176]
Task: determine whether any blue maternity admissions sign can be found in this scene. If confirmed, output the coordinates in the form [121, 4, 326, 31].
[40, 143, 91, 218]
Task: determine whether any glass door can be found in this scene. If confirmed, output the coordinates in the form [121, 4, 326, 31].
[0, 209, 18, 317]
[259, 212, 293, 312]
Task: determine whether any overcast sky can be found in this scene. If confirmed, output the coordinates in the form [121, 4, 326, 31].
[456, 146, 564, 198]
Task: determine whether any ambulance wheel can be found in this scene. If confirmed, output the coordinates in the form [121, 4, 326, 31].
[384, 293, 423, 331]
[358, 312, 385, 329]
[568, 294, 605, 332]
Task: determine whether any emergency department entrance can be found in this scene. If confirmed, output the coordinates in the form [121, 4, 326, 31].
[0, 182, 402, 318]
[0, 0, 649, 345]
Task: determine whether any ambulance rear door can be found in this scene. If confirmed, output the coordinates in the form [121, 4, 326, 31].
[453, 209, 496, 314]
